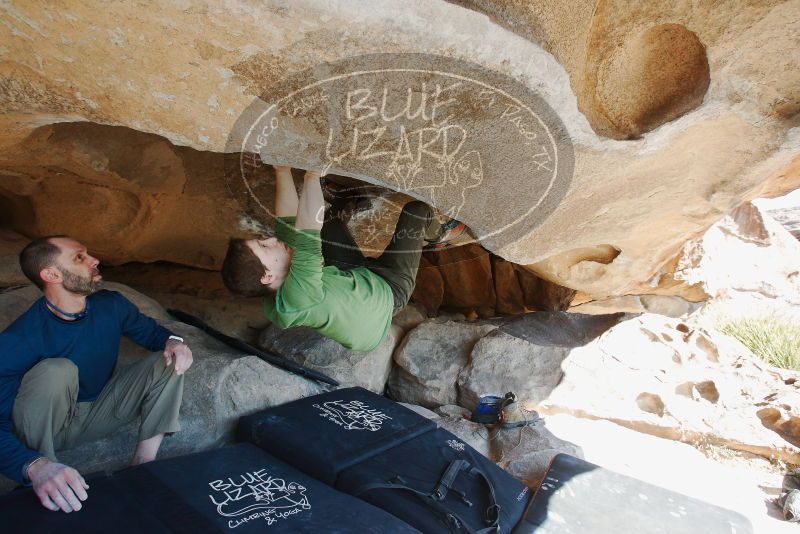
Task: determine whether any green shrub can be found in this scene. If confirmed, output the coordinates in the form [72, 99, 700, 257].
[719, 315, 800, 371]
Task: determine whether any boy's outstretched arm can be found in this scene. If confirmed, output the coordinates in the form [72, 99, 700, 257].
[274, 166, 299, 217]
[295, 170, 324, 231]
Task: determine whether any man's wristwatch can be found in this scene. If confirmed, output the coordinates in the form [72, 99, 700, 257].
[167, 335, 184, 344]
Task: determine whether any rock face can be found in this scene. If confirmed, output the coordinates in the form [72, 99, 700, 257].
[388, 319, 498, 408]
[458, 329, 567, 408]
[570, 199, 800, 316]
[410, 255, 446, 316]
[0, 123, 242, 269]
[570, 294, 701, 318]
[0, 283, 321, 491]
[458, 312, 627, 409]
[259, 323, 402, 393]
[767, 206, 800, 241]
[407, 245, 577, 317]
[428, 244, 496, 318]
[390, 302, 429, 334]
[388, 312, 624, 410]
[673, 201, 800, 309]
[541, 313, 800, 464]
[449, 3, 710, 139]
[0, 229, 27, 288]
[490, 424, 583, 488]
[0, 1, 797, 299]
[386, 309, 800, 467]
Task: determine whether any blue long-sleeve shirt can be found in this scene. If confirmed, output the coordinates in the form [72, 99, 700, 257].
[0, 290, 173, 483]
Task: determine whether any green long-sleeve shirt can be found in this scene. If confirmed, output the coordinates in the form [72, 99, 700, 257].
[263, 217, 394, 352]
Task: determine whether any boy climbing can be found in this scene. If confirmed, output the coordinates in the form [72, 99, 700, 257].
[221, 166, 463, 351]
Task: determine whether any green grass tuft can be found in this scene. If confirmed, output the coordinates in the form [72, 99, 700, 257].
[719, 315, 800, 371]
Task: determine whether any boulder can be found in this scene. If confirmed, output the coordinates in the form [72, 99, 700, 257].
[458, 330, 571, 411]
[411, 247, 578, 317]
[398, 402, 440, 420]
[458, 312, 627, 409]
[390, 301, 428, 334]
[755, 389, 800, 449]
[0, 229, 27, 288]
[259, 323, 402, 393]
[489, 423, 583, 488]
[388, 319, 498, 408]
[436, 404, 472, 419]
[102, 261, 270, 344]
[0, 283, 322, 492]
[541, 313, 800, 464]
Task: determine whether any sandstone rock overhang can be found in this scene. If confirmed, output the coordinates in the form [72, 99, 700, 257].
[0, 0, 797, 299]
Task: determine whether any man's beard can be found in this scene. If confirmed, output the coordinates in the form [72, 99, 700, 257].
[58, 266, 103, 296]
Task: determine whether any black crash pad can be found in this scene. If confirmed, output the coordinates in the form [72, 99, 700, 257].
[238, 387, 437, 485]
[0, 444, 419, 534]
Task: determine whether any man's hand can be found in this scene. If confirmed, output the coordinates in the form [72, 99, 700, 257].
[29, 459, 89, 513]
[163, 339, 193, 375]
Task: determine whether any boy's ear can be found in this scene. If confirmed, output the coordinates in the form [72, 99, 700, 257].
[260, 271, 273, 286]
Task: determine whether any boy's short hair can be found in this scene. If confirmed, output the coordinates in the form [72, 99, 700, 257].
[221, 239, 275, 297]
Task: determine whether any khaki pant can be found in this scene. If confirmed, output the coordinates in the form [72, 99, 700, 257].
[12, 353, 184, 464]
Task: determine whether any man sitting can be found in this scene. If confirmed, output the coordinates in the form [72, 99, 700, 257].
[221, 166, 461, 352]
[0, 236, 193, 513]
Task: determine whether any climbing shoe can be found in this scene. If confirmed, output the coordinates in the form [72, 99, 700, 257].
[424, 217, 467, 249]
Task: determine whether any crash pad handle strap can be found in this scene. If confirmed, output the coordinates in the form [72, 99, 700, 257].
[353, 459, 501, 533]
[436, 459, 500, 530]
[433, 459, 469, 500]
[465, 463, 500, 528]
